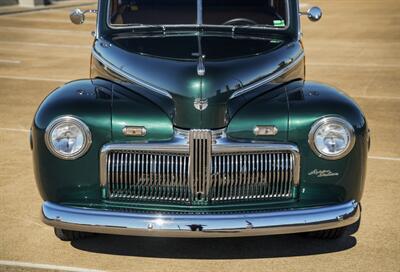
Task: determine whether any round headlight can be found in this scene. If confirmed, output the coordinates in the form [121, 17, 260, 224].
[308, 117, 355, 160]
[45, 116, 92, 160]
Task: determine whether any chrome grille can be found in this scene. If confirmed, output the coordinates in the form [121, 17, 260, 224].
[210, 152, 295, 203]
[106, 151, 190, 202]
[189, 130, 212, 203]
[100, 134, 300, 205]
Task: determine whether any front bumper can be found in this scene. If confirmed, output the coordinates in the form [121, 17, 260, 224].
[41, 201, 360, 238]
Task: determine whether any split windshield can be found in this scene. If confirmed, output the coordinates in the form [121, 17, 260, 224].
[109, 0, 289, 29]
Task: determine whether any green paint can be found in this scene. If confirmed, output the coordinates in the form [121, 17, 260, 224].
[273, 20, 286, 27]
[32, 0, 368, 214]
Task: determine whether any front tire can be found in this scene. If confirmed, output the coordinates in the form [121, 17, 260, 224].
[306, 217, 361, 239]
[306, 226, 347, 239]
[54, 228, 94, 241]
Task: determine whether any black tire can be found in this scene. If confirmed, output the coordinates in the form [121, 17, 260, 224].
[54, 228, 94, 241]
[306, 226, 347, 239]
[306, 217, 361, 240]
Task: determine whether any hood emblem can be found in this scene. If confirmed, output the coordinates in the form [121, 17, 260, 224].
[194, 98, 208, 111]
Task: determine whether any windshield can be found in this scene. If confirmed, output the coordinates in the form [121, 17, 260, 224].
[109, 0, 289, 29]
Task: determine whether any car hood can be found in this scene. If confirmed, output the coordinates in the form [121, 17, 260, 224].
[93, 32, 304, 129]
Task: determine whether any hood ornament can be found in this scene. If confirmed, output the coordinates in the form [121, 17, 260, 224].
[197, 55, 206, 76]
[194, 98, 208, 111]
[196, 34, 206, 76]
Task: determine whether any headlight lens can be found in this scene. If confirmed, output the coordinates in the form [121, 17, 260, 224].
[309, 117, 355, 160]
[45, 116, 92, 160]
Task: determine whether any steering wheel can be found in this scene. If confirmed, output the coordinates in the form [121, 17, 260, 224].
[222, 18, 258, 26]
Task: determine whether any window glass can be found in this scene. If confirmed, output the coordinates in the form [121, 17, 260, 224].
[203, 0, 288, 27]
[109, 0, 288, 28]
[109, 0, 197, 25]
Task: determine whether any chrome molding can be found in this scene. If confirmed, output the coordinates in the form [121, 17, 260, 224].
[95, 0, 101, 40]
[175, 127, 225, 141]
[42, 200, 360, 238]
[196, 0, 203, 25]
[92, 47, 303, 101]
[297, 0, 302, 40]
[229, 51, 304, 99]
[91, 49, 173, 99]
[189, 130, 212, 202]
[112, 32, 284, 42]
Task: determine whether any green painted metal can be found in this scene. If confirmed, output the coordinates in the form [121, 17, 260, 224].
[32, 0, 368, 214]
[92, 34, 304, 129]
[33, 79, 112, 203]
[32, 79, 174, 204]
[111, 84, 174, 142]
[287, 81, 368, 204]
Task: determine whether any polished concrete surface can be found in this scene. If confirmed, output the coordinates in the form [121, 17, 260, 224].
[0, 0, 399, 271]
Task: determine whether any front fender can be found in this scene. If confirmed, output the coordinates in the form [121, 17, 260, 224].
[288, 81, 368, 204]
[226, 85, 289, 142]
[32, 79, 113, 203]
[32, 79, 174, 204]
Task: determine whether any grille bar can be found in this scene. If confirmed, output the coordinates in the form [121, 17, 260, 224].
[208, 152, 295, 203]
[101, 140, 300, 205]
[106, 151, 190, 202]
[189, 130, 212, 203]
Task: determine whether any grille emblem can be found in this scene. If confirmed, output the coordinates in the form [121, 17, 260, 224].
[194, 98, 208, 111]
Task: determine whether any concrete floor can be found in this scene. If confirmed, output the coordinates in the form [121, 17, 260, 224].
[0, 0, 399, 271]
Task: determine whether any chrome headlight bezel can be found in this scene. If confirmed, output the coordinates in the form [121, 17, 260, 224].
[45, 116, 92, 160]
[308, 117, 355, 160]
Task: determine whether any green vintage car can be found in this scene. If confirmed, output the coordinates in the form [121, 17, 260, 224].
[32, 0, 369, 241]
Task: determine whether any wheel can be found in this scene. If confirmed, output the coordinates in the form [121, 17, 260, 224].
[54, 228, 94, 241]
[306, 217, 361, 240]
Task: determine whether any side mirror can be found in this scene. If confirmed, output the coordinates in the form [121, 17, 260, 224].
[70, 8, 97, 25]
[300, 6, 322, 22]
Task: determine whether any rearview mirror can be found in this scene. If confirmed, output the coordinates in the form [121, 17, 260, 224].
[70, 8, 97, 25]
[300, 6, 323, 22]
[70, 9, 85, 24]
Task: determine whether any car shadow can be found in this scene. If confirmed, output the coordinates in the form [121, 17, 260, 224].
[71, 233, 357, 259]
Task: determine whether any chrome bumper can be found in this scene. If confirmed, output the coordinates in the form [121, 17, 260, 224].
[42, 201, 360, 238]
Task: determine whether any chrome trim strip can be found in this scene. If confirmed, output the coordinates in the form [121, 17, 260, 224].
[95, 0, 100, 40]
[91, 49, 173, 99]
[197, 0, 203, 25]
[42, 201, 360, 238]
[188, 130, 212, 202]
[297, 0, 302, 40]
[229, 51, 305, 99]
[175, 127, 225, 141]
